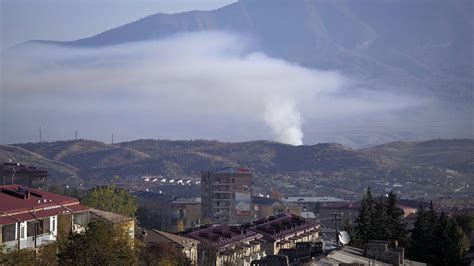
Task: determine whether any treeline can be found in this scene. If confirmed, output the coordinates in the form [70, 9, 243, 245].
[347, 188, 471, 266]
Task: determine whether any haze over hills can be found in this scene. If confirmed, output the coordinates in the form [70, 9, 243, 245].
[2, 0, 472, 147]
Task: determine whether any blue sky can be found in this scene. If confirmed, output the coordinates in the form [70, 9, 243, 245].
[0, 0, 235, 49]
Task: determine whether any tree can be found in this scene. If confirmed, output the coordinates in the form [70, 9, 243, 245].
[58, 219, 137, 265]
[371, 196, 388, 241]
[454, 214, 474, 237]
[408, 203, 433, 262]
[409, 208, 469, 266]
[83, 185, 138, 218]
[139, 243, 191, 266]
[352, 187, 374, 247]
[432, 212, 469, 266]
[385, 192, 408, 246]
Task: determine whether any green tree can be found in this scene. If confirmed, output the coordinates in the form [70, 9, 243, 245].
[139, 243, 191, 266]
[385, 192, 408, 246]
[408, 203, 434, 262]
[371, 196, 388, 241]
[58, 219, 137, 265]
[83, 185, 137, 218]
[352, 187, 374, 247]
[432, 212, 469, 266]
[454, 214, 474, 237]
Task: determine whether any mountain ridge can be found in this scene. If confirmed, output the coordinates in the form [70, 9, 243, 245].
[4, 138, 472, 185]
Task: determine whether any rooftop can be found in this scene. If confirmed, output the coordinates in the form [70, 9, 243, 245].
[89, 208, 134, 223]
[142, 229, 199, 248]
[249, 213, 319, 239]
[185, 224, 261, 249]
[211, 167, 251, 174]
[0, 184, 88, 225]
[282, 196, 346, 203]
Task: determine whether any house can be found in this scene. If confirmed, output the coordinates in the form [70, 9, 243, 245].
[185, 224, 266, 266]
[73, 208, 135, 241]
[319, 202, 361, 229]
[282, 197, 347, 216]
[252, 196, 287, 220]
[171, 197, 201, 231]
[315, 241, 426, 266]
[0, 185, 89, 251]
[140, 229, 200, 264]
[1, 162, 48, 189]
[249, 214, 319, 256]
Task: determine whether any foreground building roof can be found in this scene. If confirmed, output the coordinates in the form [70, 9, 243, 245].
[0, 184, 88, 225]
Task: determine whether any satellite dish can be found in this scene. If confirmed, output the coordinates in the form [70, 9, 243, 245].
[338, 231, 351, 245]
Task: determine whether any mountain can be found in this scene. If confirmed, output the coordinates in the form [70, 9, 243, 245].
[28, 0, 473, 102]
[8, 138, 473, 181]
[363, 139, 474, 173]
[0, 144, 81, 185]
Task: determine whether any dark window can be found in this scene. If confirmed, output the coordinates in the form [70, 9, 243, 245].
[2, 224, 16, 242]
[27, 218, 49, 237]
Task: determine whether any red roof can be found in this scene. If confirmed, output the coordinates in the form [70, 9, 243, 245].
[0, 185, 89, 225]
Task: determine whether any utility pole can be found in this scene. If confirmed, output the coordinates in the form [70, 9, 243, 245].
[75, 130, 78, 141]
[39, 127, 42, 143]
[111, 133, 114, 145]
[331, 212, 342, 248]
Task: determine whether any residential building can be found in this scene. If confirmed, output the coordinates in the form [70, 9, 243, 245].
[171, 197, 201, 231]
[0, 185, 88, 251]
[140, 229, 200, 265]
[249, 214, 319, 256]
[201, 167, 254, 224]
[282, 197, 347, 216]
[185, 224, 265, 266]
[73, 208, 135, 241]
[252, 196, 287, 220]
[134, 191, 175, 230]
[1, 162, 48, 189]
[319, 202, 361, 229]
[315, 241, 426, 266]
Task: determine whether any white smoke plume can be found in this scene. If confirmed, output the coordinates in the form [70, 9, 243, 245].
[1, 31, 435, 145]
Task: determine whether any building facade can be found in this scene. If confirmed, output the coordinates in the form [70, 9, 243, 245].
[201, 167, 254, 224]
[0, 185, 88, 251]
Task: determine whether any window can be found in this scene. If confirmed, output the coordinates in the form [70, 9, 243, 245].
[27, 218, 50, 237]
[2, 224, 16, 242]
[20, 224, 25, 239]
[52, 217, 56, 232]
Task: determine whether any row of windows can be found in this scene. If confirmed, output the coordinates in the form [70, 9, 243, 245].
[1, 217, 54, 242]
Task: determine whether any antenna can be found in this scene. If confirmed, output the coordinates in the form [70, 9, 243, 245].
[39, 127, 42, 143]
[331, 212, 342, 247]
[111, 133, 114, 145]
[338, 231, 350, 245]
[75, 130, 78, 141]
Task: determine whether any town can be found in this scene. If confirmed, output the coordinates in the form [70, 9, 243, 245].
[1, 162, 472, 265]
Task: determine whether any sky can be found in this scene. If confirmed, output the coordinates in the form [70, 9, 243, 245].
[0, 0, 236, 49]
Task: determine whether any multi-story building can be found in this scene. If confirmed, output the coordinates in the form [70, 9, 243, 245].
[171, 197, 201, 231]
[140, 229, 200, 265]
[185, 224, 265, 266]
[0, 184, 88, 251]
[0, 184, 135, 252]
[249, 214, 319, 256]
[183, 213, 320, 265]
[1, 162, 48, 189]
[201, 167, 254, 224]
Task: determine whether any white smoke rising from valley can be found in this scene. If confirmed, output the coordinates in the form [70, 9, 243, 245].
[1, 31, 434, 145]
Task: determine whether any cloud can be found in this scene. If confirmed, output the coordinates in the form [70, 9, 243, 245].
[1, 31, 440, 145]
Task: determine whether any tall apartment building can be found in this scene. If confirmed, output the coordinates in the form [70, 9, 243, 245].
[201, 167, 254, 224]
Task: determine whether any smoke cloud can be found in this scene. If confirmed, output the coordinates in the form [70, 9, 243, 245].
[2, 31, 462, 146]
